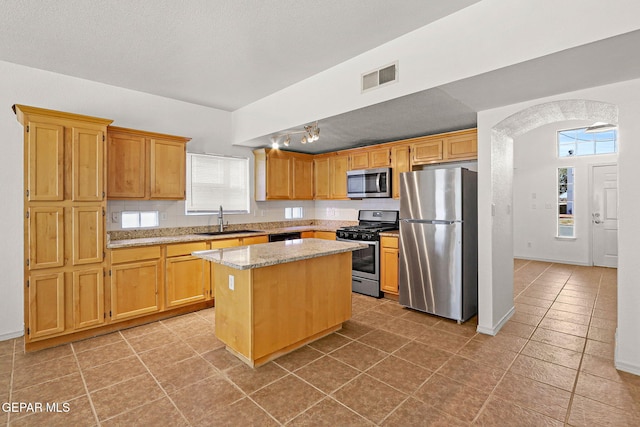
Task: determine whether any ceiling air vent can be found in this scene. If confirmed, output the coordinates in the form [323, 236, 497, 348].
[361, 61, 398, 93]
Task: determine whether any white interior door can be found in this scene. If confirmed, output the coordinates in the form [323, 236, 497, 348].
[592, 164, 618, 267]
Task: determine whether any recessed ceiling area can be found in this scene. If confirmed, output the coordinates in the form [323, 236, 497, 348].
[239, 29, 640, 154]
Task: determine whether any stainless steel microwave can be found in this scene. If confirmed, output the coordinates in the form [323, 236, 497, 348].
[346, 167, 391, 198]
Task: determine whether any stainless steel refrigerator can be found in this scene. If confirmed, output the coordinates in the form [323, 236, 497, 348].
[398, 168, 478, 322]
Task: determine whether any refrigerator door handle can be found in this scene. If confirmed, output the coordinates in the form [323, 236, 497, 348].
[401, 219, 459, 225]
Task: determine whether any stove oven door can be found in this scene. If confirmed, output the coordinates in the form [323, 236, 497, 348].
[337, 238, 381, 297]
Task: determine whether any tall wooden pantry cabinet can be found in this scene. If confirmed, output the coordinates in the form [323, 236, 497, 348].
[14, 105, 113, 350]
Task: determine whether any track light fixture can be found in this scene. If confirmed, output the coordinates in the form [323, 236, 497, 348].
[270, 121, 320, 149]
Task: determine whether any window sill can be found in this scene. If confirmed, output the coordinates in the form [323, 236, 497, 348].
[555, 236, 577, 241]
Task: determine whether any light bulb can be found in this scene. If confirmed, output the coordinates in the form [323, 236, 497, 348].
[272, 141, 279, 149]
[301, 136, 307, 144]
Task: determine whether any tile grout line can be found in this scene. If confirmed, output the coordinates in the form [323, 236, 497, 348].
[113, 330, 193, 426]
[562, 268, 604, 426]
[69, 341, 101, 426]
[470, 261, 563, 424]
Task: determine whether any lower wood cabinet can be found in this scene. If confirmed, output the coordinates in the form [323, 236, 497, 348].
[73, 267, 105, 329]
[109, 246, 161, 321]
[314, 231, 337, 240]
[166, 242, 209, 307]
[380, 236, 399, 295]
[28, 271, 65, 339]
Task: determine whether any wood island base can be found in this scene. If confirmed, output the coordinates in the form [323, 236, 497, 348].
[213, 251, 352, 368]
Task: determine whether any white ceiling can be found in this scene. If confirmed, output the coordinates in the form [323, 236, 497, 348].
[3, 1, 640, 154]
[0, 0, 480, 111]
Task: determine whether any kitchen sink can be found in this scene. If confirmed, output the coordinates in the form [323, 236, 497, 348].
[196, 229, 263, 236]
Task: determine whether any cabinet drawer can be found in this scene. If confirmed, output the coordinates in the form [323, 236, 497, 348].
[166, 242, 208, 257]
[241, 235, 268, 245]
[111, 246, 161, 264]
[209, 238, 241, 249]
[314, 231, 336, 240]
[381, 236, 398, 249]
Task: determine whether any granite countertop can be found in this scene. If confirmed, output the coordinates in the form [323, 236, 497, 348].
[107, 225, 341, 249]
[192, 238, 367, 270]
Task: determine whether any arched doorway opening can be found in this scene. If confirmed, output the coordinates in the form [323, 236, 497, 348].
[477, 99, 618, 335]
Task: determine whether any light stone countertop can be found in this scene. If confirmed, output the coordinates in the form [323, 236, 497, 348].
[107, 225, 340, 249]
[192, 238, 367, 270]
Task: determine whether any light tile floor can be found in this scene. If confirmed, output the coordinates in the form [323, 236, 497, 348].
[1, 260, 639, 426]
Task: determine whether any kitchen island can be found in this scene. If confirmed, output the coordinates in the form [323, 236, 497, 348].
[193, 238, 364, 367]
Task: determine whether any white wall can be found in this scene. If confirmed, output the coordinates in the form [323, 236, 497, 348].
[513, 120, 617, 264]
[232, 0, 640, 144]
[478, 78, 640, 375]
[0, 60, 234, 339]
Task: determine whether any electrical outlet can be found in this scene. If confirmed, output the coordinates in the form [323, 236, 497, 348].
[527, 242, 532, 248]
[160, 212, 168, 221]
[111, 212, 120, 223]
[228, 275, 235, 291]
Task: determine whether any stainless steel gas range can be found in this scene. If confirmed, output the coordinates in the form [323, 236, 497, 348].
[336, 210, 399, 298]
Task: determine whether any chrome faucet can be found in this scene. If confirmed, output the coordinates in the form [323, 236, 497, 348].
[218, 205, 224, 232]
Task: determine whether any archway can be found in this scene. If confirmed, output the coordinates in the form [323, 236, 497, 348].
[477, 99, 618, 335]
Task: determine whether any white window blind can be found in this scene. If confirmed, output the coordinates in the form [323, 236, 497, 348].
[186, 153, 250, 214]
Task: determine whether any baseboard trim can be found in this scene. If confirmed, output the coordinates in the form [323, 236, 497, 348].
[513, 255, 591, 267]
[614, 359, 640, 376]
[477, 306, 515, 336]
[0, 329, 24, 342]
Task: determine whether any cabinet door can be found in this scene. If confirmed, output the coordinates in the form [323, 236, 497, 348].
[292, 157, 313, 199]
[150, 138, 186, 199]
[313, 157, 330, 199]
[266, 155, 292, 199]
[380, 246, 399, 295]
[411, 139, 443, 165]
[111, 260, 160, 321]
[107, 132, 146, 198]
[241, 235, 269, 245]
[392, 145, 411, 199]
[349, 152, 369, 170]
[28, 206, 64, 270]
[72, 127, 104, 201]
[445, 134, 477, 160]
[369, 148, 391, 168]
[166, 255, 207, 307]
[27, 121, 64, 201]
[314, 231, 336, 240]
[28, 271, 65, 339]
[72, 205, 104, 265]
[73, 267, 104, 329]
[330, 155, 349, 199]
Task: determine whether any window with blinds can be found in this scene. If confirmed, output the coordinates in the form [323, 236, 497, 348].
[185, 153, 250, 214]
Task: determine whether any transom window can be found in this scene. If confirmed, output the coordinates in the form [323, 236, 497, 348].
[558, 126, 617, 157]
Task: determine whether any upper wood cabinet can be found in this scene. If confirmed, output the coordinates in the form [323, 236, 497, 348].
[330, 154, 349, 199]
[391, 144, 410, 199]
[72, 127, 105, 201]
[348, 147, 391, 170]
[107, 126, 190, 200]
[444, 131, 478, 161]
[314, 153, 348, 200]
[411, 138, 444, 165]
[254, 148, 313, 201]
[313, 157, 330, 199]
[26, 121, 64, 201]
